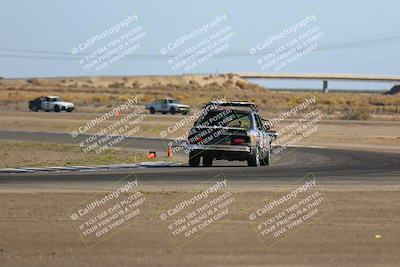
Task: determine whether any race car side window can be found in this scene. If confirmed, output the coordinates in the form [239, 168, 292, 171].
[254, 114, 264, 130]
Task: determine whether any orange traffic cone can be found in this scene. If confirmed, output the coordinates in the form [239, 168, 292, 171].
[146, 151, 156, 159]
[167, 146, 173, 158]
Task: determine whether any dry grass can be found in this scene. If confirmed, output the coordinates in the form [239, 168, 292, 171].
[0, 140, 178, 168]
[342, 105, 371, 120]
[0, 75, 399, 118]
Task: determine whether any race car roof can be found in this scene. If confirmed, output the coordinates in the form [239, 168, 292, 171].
[204, 101, 259, 112]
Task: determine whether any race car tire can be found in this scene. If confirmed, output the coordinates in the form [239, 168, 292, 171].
[260, 148, 271, 166]
[189, 151, 201, 167]
[203, 155, 213, 167]
[247, 147, 260, 167]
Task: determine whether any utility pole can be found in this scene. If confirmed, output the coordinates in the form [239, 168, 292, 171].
[323, 80, 328, 94]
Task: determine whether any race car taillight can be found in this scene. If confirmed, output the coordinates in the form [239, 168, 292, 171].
[196, 137, 204, 143]
[232, 138, 245, 144]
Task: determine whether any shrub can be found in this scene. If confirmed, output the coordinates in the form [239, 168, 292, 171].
[131, 81, 141, 89]
[343, 106, 371, 120]
[189, 80, 200, 87]
[26, 79, 41, 86]
[108, 82, 125, 88]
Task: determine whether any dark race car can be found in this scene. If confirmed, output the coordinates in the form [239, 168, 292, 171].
[186, 101, 277, 167]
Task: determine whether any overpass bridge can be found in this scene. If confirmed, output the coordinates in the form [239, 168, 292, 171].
[238, 73, 400, 93]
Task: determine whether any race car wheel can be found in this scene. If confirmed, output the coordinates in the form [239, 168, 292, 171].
[66, 108, 73, 112]
[247, 147, 260, 167]
[189, 151, 200, 167]
[203, 155, 213, 167]
[149, 107, 156, 114]
[260, 148, 271, 166]
[169, 107, 176, 115]
[54, 105, 60, 112]
[30, 106, 38, 112]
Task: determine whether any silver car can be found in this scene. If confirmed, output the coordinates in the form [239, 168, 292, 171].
[28, 96, 75, 112]
[145, 98, 190, 115]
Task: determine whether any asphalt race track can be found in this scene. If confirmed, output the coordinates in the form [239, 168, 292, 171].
[0, 131, 399, 188]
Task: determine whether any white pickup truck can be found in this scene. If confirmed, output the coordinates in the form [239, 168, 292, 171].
[145, 98, 190, 115]
[29, 96, 75, 112]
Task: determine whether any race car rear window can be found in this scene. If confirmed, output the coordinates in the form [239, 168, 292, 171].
[196, 110, 251, 129]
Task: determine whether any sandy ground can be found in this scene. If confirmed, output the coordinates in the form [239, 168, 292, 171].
[0, 188, 399, 267]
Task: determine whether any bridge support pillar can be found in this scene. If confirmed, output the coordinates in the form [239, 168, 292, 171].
[323, 80, 328, 94]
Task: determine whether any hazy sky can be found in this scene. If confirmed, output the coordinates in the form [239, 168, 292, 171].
[0, 0, 399, 90]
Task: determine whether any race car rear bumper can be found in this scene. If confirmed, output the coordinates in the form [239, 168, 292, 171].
[186, 144, 251, 152]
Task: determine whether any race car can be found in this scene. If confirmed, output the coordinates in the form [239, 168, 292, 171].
[29, 96, 75, 112]
[144, 98, 190, 115]
[186, 101, 277, 167]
